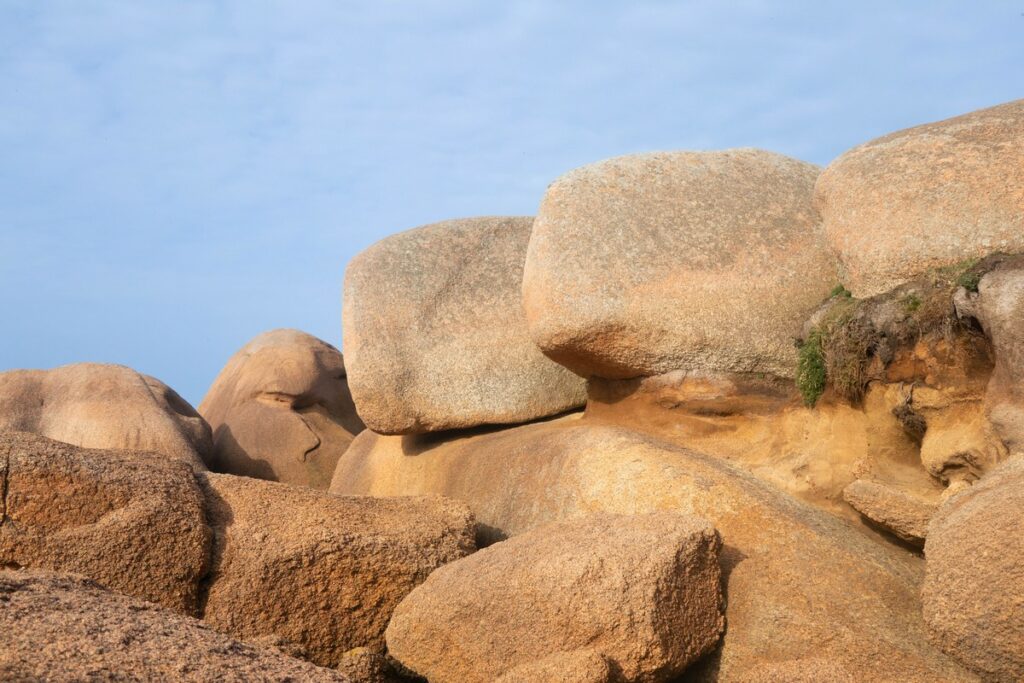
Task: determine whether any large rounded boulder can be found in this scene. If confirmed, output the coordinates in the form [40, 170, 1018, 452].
[386, 513, 724, 683]
[816, 99, 1024, 297]
[923, 455, 1024, 681]
[0, 363, 212, 470]
[199, 329, 365, 488]
[343, 216, 586, 434]
[521, 149, 834, 380]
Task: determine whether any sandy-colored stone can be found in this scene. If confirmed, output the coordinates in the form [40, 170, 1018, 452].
[199, 329, 365, 489]
[387, 513, 723, 683]
[522, 149, 834, 380]
[335, 647, 403, 683]
[815, 99, 1024, 297]
[923, 455, 1024, 681]
[201, 473, 475, 668]
[332, 418, 975, 681]
[0, 362, 211, 470]
[493, 650, 614, 683]
[0, 570, 348, 682]
[0, 431, 210, 615]
[842, 478, 936, 545]
[343, 216, 586, 434]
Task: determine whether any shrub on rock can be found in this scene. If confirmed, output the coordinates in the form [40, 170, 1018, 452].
[386, 513, 724, 683]
[342, 216, 586, 434]
[0, 432, 210, 615]
[521, 149, 834, 380]
[0, 570, 348, 682]
[0, 362, 212, 470]
[816, 98, 1024, 297]
[199, 329, 365, 488]
[201, 473, 476, 668]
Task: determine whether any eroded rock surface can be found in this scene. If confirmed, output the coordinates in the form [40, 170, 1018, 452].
[816, 99, 1024, 297]
[0, 363, 211, 470]
[200, 329, 364, 488]
[493, 650, 614, 683]
[201, 473, 476, 668]
[0, 570, 348, 682]
[522, 149, 834, 380]
[386, 513, 724, 683]
[343, 216, 586, 434]
[0, 432, 210, 615]
[842, 478, 935, 545]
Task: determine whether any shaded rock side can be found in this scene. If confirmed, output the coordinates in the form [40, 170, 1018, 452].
[0, 431, 210, 615]
[331, 418, 975, 682]
[924, 455, 1024, 681]
[816, 98, 1024, 297]
[386, 513, 724, 683]
[0, 362, 212, 470]
[201, 473, 476, 668]
[522, 149, 834, 380]
[199, 328, 365, 489]
[0, 570, 348, 682]
[342, 216, 586, 434]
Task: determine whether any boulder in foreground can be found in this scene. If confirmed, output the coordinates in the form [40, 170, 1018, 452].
[0, 570, 347, 682]
[343, 216, 586, 434]
[816, 98, 1024, 297]
[522, 149, 834, 379]
[494, 650, 614, 683]
[201, 473, 476, 668]
[386, 513, 724, 683]
[0, 431, 210, 615]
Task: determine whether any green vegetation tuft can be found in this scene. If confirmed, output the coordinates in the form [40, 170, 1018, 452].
[829, 284, 853, 299]
[901, 293, 922, 312]
[796, 329, 827, 407]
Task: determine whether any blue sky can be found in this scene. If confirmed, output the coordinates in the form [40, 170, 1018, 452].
[1, 1, 1022, 405]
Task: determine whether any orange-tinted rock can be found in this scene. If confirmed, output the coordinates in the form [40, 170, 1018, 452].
[0, 432, 210, 615]
[493, 650, 614, 683]
[386, 513, 723, 682]
[0, 363, 211, 470]
[816, 99, 1024, 297]
[343, 216, 586, 434]
[199, 329, 364, 488]
[201, 473, 476, 668]
[0, 570, 348, 682]
[522, 149, 834, 379]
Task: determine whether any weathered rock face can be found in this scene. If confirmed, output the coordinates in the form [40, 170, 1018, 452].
[200, 473, 476, 668]
[386, 513, 724, 683]
[842, 479, 936, 546]
[0, 432, 210, 615]
[199, 329, 365, 489]
[955, 257, 1024, 456]
[331, 419, 974, 681]
[342, 216, 586, 434]
[0, 363, 212, 470]
[923, 455, 1024, 681]
[815, 99, 1024, 297]
[493, 650, 613, 683]
[0, 570, 348, 682]
[521, 149, 834, 380]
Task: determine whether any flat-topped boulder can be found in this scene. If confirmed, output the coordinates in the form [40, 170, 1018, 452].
[386, 513, 723, 683]
[0, 432, 210, 615]
[522, 149, 834, 379]
[199, 329, 364, 488]
[343, 216, 586, 434]
[0, 570, 348, 682]
[0, 362, 211, 470]
[924, 455, 1024, 681]
[332, 418, 974, 681]
[200, 473, 476, 668]
[816, 99, 1024, 297]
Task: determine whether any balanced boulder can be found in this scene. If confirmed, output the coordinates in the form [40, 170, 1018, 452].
[923, 455, 1024, 681]
[200, 473, 476, 668]
[0, 570, 348, 682]
[332, 418, 974, 681]
[386, 513, 723, 683]
[843, 478, 936, 546]
[816, 99, 1024, 297]
[521, 149, 834, 379]
[343, 216, 586, 434]
[199, 329, 365, 488]
[0, 432, 210, 615]
[0, 363, 212, 470]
